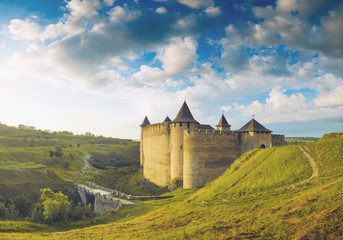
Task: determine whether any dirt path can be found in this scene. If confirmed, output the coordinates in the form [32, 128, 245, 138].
[297, 146, 319, 184]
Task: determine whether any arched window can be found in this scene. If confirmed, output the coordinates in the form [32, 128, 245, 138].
[260, 144, 266, 149]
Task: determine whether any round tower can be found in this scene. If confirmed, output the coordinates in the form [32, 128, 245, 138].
[140, 116, 150, 168]
[170, 101, 198, 180]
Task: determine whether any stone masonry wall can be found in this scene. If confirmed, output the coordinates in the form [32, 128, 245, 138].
[183, 130, 241, 188]
[272, 134, 286, 147]
[240, 132, 272, 154]
[142, 123, 171, 186]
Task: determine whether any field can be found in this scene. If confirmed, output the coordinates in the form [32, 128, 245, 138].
[0, 130, 342, 239]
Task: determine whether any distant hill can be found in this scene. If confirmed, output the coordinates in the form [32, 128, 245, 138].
[1, 132, 343, 239]
[0, 123, 144, 197]
[285, 136, 320, 142]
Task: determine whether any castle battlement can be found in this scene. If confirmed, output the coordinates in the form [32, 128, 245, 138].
[140, 101, 286, 189]
[143, 122, 170, 131]
[185, 129, 239, 135]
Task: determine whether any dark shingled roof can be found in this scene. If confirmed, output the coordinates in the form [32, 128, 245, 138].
[198, 124, 214, 130]
[171, 101, 199, 123]
[163, 116, 171, 123]
[216, 114, 231, 127]
[140, 116, 151, 127]
[238, 119, 271, 133]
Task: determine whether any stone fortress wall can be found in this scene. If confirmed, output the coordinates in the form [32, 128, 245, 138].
[140, 102, 286, 189]
[272, 134, 286, 147]
[240, 131, 272, 154]
[183, 130, 241, 188]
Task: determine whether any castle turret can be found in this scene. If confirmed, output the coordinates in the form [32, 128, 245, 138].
[238, 118, 272, 153]
[140, 116, 151, 127]
[163, 116, 171, 123]
[170, 101, 198, 181]
[216, 114, 231, 132]
[140, 116, 150, 167]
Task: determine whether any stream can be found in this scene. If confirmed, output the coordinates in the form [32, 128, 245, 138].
[82, 154, 91, 171]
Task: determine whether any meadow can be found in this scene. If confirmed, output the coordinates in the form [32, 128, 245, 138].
[0, 127, 342, 239]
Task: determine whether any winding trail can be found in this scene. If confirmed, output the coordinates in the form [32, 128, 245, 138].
[297, 145, 318, 184]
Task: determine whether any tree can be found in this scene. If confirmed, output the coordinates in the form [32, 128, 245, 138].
[0, 202, 6, 219]
[39, 188, 71, 224]
[31, 203, 44, 223]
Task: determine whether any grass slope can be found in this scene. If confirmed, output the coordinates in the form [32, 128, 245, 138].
[0, 123, 142, 197]
[1, 132, 343, 239]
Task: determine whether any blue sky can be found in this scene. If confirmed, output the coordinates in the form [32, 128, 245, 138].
[0, 0, 342, 139]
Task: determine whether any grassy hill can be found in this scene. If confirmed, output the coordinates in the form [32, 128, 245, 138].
[1, 132, 342, 239]
[0, 123, 144, 195]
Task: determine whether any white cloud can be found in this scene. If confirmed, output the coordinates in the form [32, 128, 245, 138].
[159, 37, 197, 75]
[174, 15, 197, 32]
[8, 18, 41, 40]
[297, 62, 315, 78]
[103, 0, 115, 6]
[156, 7, 167, 14]
[65, 0, 101, 20]
[251, 0, 343, 59]
[204, 6, 221, 17]
[314, 85, 343, 107]
[266, 87, 307, 110]
[109, 57, 128, 71]
[108, 6, 141, 23]
[276, 0, 297, 12]
[177, 0, 213, 9]
[131, 37, 197, 84]
[221, 106, 232, 112]
[131, 65, 164, 84]
[235, 87, 343, 124]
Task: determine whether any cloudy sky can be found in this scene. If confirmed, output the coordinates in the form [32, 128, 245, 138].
[0, 0, 342, 139]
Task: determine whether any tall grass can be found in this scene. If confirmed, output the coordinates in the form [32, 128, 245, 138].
[304, 133, 343, 177]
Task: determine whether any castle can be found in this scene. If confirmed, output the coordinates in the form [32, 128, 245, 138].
[140, 101, 285, 189]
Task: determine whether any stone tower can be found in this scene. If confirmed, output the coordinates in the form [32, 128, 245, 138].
[170, 101, 198, 180]
[238, 118, 272, 154]
[216, 114, 231, 132]
[140, 116, 150, 167]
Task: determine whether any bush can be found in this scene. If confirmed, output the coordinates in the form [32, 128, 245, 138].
[0, 202, 6, 218]
[32, 188, 71, 225]
[169, 178, 183, 191]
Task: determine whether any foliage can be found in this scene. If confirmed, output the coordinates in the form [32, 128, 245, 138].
[70, 203, 93, 221]
[39, 188, 71, 224]
[88, 143, 139, 169]
[169, 178, 183, 190]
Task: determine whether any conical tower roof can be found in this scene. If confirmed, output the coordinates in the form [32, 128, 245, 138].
[140, 116, 151, 127]
[216, 114, 231, 127]
[171, 101, 198, 123]
[238, 118, 271, 133]
[163, 116, 171, 123]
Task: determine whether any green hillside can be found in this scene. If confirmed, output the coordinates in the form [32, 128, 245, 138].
[0, 123, 151, 225]
[0, 132, 342, 239]
[0, 123, 142, 195]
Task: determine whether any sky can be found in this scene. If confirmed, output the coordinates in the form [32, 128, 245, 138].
[0, 0, 342, 139]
